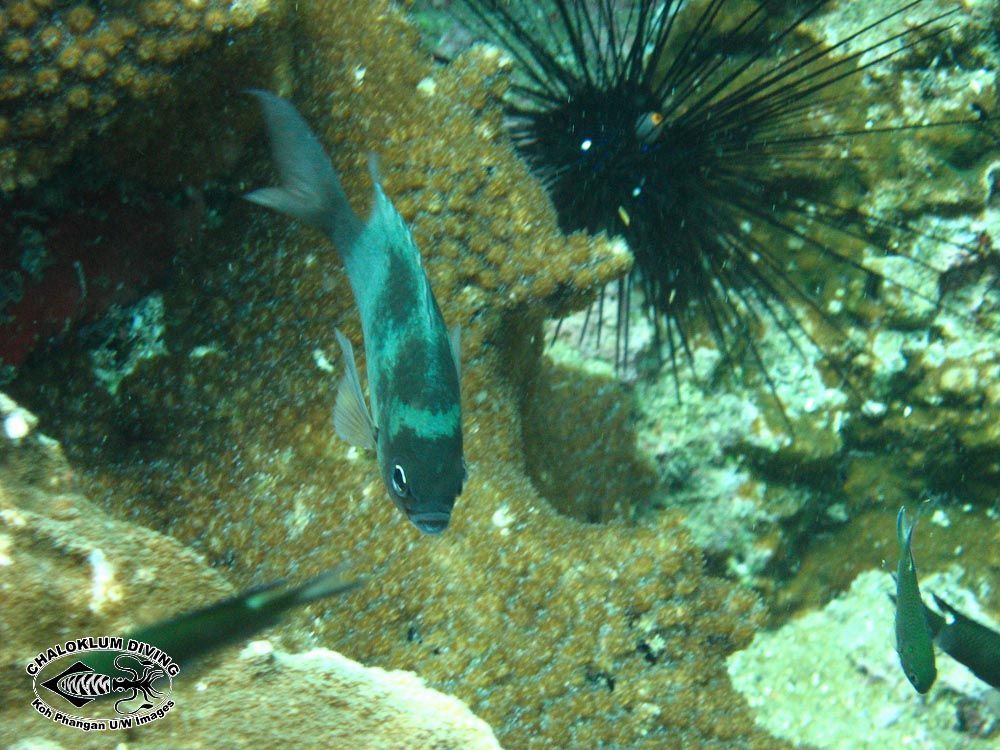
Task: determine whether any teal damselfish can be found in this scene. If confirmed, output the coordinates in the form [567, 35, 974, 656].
[245, 90, 465, 534]
[894, 507, 936, 694]
[84, 569, 359, 676]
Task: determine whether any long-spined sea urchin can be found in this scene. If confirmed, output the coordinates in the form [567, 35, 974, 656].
[451, 0, 993, 407]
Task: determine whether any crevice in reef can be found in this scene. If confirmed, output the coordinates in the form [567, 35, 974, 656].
[519, 349, 657, 524]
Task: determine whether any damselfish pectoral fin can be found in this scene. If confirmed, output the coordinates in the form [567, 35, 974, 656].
[333, 329, 377, 451]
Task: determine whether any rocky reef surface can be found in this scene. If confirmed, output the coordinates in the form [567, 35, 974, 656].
[1, 0, 999, 748]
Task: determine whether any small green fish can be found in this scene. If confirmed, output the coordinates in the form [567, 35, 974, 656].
[245, 90, 465, 534]
[894, 507, 936, 693]
[923, 593, 1000, 689]
[84, 568, 359, 676]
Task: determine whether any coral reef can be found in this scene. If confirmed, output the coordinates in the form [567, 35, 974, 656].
[524, 0, 1000, 586]
[4, 1, 791, 747]
[4, 0, 998, 748]
[0, 0, 283, 191]
[0, 392, 235, 704]
[139, 644, 505, 750]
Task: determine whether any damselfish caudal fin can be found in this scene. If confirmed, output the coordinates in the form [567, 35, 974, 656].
[247, 567, 362, 616]
[292, 567, 363, 605]
[244, 89, 364, 252]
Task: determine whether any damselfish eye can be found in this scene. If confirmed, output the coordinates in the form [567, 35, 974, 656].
[391, 464, 408, 496]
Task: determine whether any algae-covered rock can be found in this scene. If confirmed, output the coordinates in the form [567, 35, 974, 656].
[0, 393, 235, 672]
[0, 394, 503, 748]
[151, 644, 505, 750]
[4, 641, 505, 749]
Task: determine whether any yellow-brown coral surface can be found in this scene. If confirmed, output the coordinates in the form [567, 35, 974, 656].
[3, 1, 791, 748]
[0, 398, 503, 749]
[0, 0, 281, 191]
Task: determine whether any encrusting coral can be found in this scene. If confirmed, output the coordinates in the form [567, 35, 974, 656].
[2, 0, 791, 747]
[0, 0, 282, 192]
[0, 397, 503, 749]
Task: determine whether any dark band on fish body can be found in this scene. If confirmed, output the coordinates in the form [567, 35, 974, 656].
[381, 251, 426, 328]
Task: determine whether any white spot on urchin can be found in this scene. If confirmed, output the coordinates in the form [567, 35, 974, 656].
[189, 345, 221, 359]
[353, 66, 367, 85]
[313, 348, 336, 373]
[417, 77, 437, 97]
[862, 400, 887, 418]
[88, 548, 120, 613]
[491, 505, 514, 535]
[3, 411, 32, 441]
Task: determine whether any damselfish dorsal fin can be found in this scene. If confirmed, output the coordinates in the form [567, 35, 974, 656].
[897, 506, 915, 570]
[333, 329, 377, 451]
[367, 152, 382, 187]
[449, 324, 461, 382]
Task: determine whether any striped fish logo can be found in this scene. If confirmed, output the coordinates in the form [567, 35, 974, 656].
[39, 655, 167, 715]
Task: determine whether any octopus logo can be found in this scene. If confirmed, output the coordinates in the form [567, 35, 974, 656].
[26, 637, 178, 731]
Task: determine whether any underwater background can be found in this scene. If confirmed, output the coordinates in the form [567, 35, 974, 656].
[0, 0, 998, 748]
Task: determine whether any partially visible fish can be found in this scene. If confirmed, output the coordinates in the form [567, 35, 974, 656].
[245, 90, 465, 535]
[923, 593, 1000, 690]
[84, 568, 360, 676]
[894, 507, 937, 693]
